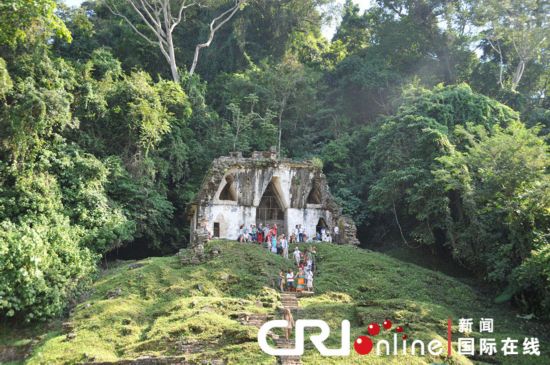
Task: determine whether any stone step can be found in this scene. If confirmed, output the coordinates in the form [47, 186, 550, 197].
[279, 357, 302, 365]
[275, 339, 294, 345]
[279, 355, 302, 364]
[238, 313, 272, 328]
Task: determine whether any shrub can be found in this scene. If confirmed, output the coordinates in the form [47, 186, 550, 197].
[0, 219, 97, 321]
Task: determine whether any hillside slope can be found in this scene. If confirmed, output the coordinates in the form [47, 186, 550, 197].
[1, 241, 547, 364]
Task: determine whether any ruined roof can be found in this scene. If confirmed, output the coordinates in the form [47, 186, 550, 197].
[189, 151, 339, 213]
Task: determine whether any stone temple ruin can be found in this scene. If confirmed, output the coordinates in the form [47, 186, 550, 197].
[186, 149, 359, 253]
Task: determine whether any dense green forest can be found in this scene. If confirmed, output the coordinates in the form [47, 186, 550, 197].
[0, 0, 548, 324]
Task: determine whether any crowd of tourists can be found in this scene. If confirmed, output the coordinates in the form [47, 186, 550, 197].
[277, 246, 317, 293]
[237, 223, 338, 244]
[236, 223, 319, 293]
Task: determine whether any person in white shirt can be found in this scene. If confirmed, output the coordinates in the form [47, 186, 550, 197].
[306, 254, 312, 271]
[333, 225, 340, 243]
[298, 225, 304, 242]
[306, 268, 313, 292]
[293, 247, 301, 266]
[281, 235, 289, 259]
[286, 269, 295, 291]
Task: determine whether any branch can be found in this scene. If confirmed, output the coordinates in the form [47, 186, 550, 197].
[172, 1, 199, 31]
[126, 0, 164, 39]
[137, 0, 165, 37]
[106, 1, 157, 45]
[189, 0, 244, 75]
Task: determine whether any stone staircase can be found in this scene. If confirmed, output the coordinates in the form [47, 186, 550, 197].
[238, 291, 302, 365]
[238, 313, 271, 328]
[280, 292, 299, 310]
[275, 337, 301, 365]
[277, 292, 301, 365]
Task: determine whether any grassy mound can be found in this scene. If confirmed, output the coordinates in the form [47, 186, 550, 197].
[1, 241, 548, 364]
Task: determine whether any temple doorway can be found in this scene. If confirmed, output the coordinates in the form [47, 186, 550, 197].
[316, 217, 328, 239]
[256, 181, 285, 233]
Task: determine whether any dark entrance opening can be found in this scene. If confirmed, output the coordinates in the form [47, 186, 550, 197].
[213, 222, 220, 238]
[257, 181, 285, 233]
[316, 217, 328, 239]
[219, 178, 237, 201]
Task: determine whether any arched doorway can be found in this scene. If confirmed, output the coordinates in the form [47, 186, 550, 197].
[316, 217, 328, 240]
[256, 181, 285, 233]
[219, 176, 237, 201]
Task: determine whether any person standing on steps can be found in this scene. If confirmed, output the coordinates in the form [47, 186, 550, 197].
[310, 246, 317, 273]
[283, 308, 295, 340]
[295, 267, 306, 292]
[306, 268, 314, 292]
[306, 249, 313, 272]
[286, 269, 294, 291]
[281, 235, 289, 259]
[293, 247, 301, 266]
[278, 270, 285, 292]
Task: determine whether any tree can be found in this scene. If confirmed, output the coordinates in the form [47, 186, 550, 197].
[436, 121, 549, 283]
[366, 84, 518, 246]
[0, 0, 71, 46]
[332, 0, 369, 54]
[472, 0, 549, 91]
[106, 0, 245, 81]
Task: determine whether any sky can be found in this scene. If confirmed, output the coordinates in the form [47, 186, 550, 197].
[61, 0, 374, 39]
[322, 0, 373, 39]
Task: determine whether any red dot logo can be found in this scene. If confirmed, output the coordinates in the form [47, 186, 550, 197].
[396, 326, 404, 333]
[367, 322, 380, 336]
[383, 319, 392, 330]
[354, 336, 373, 355]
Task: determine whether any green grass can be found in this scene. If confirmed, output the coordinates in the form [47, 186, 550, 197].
[1, 241, 548, 364]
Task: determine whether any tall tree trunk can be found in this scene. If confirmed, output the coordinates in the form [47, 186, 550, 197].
[277, 93, 288, 158]
[166, 28, 179, 82]
[511, 59, 526, 91]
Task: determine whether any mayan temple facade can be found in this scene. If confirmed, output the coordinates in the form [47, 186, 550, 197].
[187, 149, 359, 248]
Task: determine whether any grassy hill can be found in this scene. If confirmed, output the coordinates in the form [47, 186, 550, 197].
[1, 241, 548, 364]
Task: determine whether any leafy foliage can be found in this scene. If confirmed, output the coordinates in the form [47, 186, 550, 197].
[436, 121, 549, 293]
[0, 0, 71, 47]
